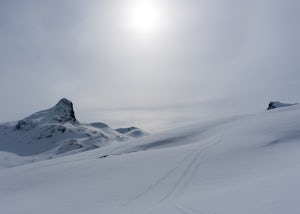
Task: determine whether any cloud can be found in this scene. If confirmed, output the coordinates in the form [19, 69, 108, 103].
[0, 0, 299, 131]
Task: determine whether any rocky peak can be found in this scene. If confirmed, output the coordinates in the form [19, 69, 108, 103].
[15, 98, 79, 131]
[53, 98, 78, 124]
[56, 98, 73, 108]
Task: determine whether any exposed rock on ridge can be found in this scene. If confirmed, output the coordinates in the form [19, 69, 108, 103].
[267, 101, 298, 110]
[53, 98, 78, 124]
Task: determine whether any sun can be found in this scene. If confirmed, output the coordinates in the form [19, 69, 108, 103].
[127, 1, 163, 35]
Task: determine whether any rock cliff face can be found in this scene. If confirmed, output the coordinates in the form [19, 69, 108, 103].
[0, 98, 147, 163]
[52, 98, 78, 124]
[267, 101, 297, 110]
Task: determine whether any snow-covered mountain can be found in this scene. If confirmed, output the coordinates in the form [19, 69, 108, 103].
[1, 102, 300, 214]
[0, 98, 147, 167]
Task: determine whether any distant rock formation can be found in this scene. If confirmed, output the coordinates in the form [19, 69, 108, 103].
[267, 101, 298, 110]
[0, 98, 148, 159]
[14, 98, 79, 132]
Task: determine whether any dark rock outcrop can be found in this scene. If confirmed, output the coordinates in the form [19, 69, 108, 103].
[53, 98, 78, 124]
[267, 101, 297, 110]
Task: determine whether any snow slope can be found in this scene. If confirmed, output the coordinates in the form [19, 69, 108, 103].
[1, 104, 300, 213]
[0, 98, 147, 167]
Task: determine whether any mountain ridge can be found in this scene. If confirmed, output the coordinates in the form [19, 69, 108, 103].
[0, 98, 147, 167]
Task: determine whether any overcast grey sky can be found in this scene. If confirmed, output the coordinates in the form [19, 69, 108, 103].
[0, 0, 299, 132]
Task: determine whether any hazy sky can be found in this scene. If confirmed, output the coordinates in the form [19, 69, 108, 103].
[0, 0, 299, 132]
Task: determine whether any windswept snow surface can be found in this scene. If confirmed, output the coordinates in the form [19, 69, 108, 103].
[1, 105, 300, 213]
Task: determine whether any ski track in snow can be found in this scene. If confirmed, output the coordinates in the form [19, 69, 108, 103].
[159, 140, 220, 202]
[112, 138, 221, 214]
